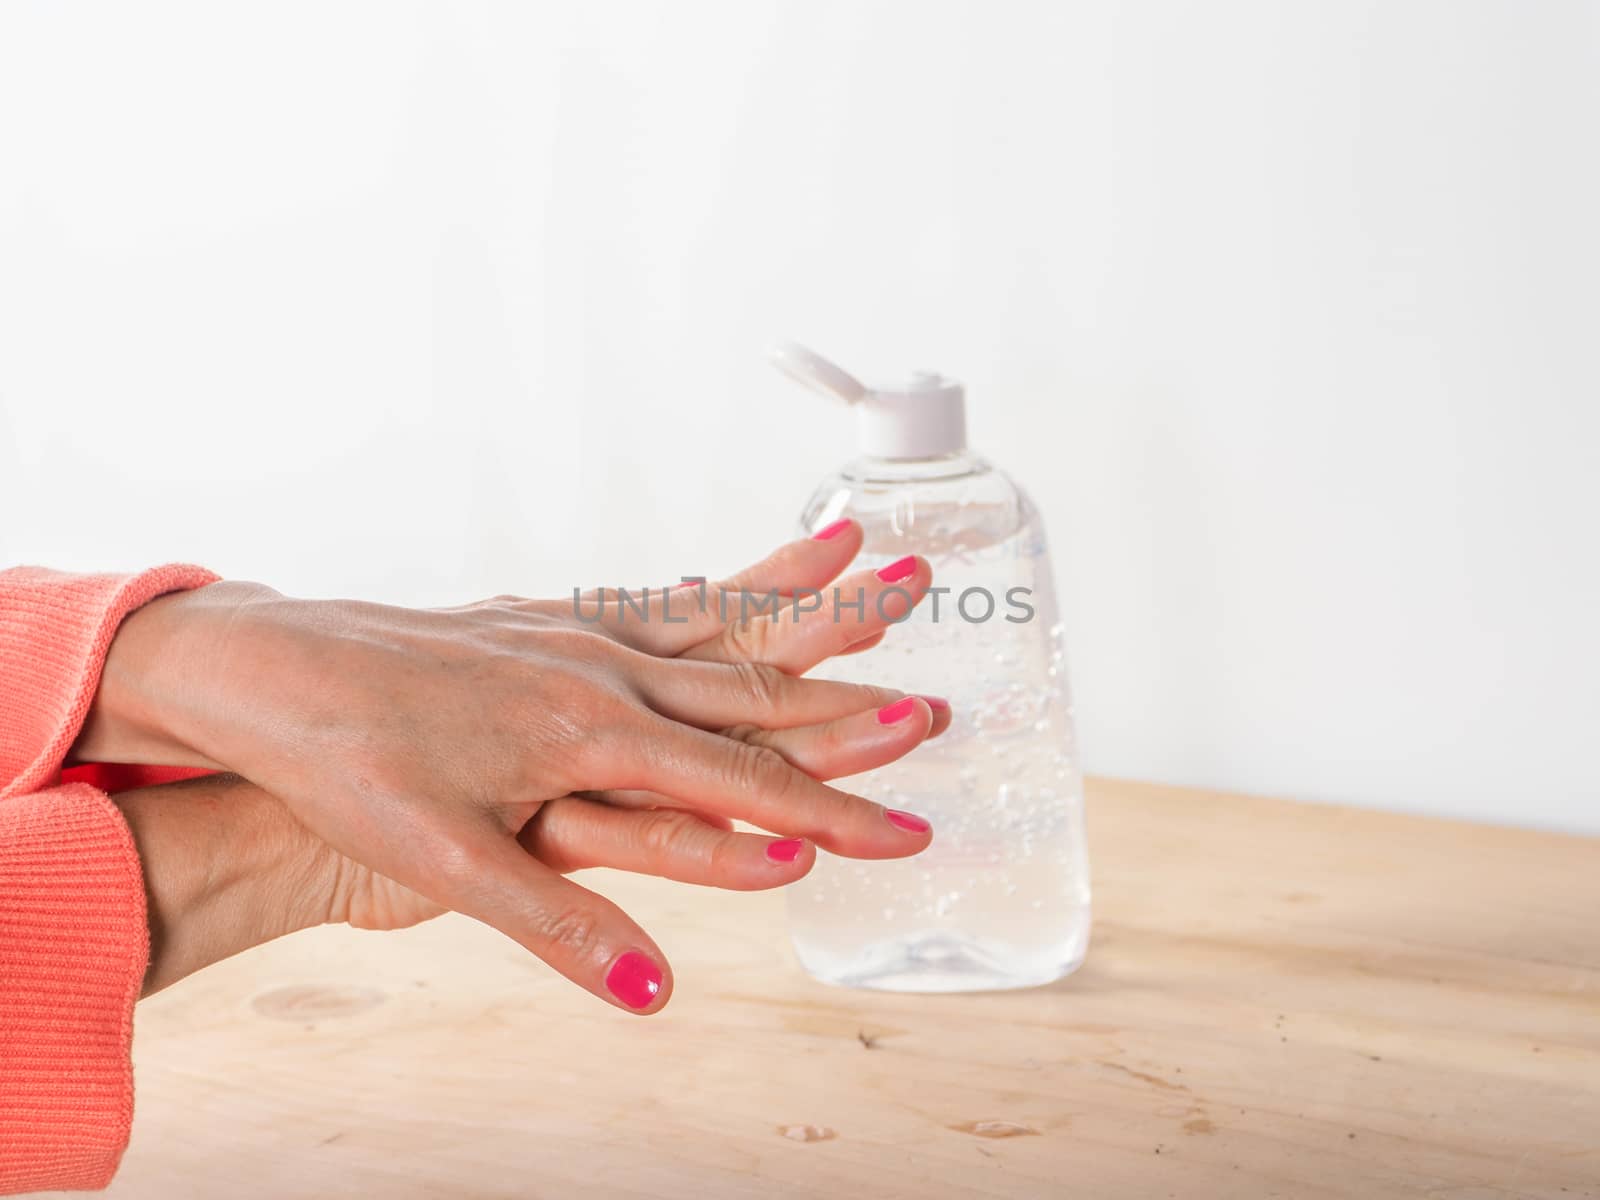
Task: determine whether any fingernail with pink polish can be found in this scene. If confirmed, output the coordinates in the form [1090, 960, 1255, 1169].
[875, 555, 917, 583]
[886, 808, 932, 835]
[765, 837, 805, 863]
[812, 518, 852, 542]
[919, 695, 951, 711]
[605, 951, 663, 1009]
[877, 697, 917, 725]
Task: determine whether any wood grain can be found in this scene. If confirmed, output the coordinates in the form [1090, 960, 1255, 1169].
[75, 779, 1600, 1198]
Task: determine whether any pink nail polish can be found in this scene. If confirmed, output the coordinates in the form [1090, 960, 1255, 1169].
[765, 837, 804, 863]
[812, 518, 852, 541]
[876, 697, 917, 725]
[919, 695, 951, 711]
[605, 951, 663, 1009]
[885, 809, 931, 834]
[875, 555, 917, 583]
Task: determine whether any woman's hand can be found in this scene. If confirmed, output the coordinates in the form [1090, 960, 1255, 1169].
[80, 525, 946, 1013]
[123, 768, 866, 996]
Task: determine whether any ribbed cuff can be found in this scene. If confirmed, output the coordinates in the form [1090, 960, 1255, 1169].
[0, 564, 220, 798]
[0, 783, 148, 1192]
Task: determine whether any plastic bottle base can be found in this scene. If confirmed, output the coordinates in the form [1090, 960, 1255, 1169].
[793, 928, 1090, 994]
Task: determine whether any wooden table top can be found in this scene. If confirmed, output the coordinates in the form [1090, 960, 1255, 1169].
[92, 778, 1599, 1199]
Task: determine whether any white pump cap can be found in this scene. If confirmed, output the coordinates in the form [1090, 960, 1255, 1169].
[770, 341, 967, 460]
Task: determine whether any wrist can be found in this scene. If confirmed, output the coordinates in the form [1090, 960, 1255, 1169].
[74, 580, 275, 769]
[115, 774, 332, 995]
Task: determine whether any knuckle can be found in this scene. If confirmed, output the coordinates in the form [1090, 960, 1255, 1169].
[719, 722, 768, 747]
[702, 829, 742, 880]
[531, 905, 603, 958]
[637, 809, 699, 862]
[558, 692, 633, 771]
[431, 833, 499, 888]
[723, 615, 775, 662]
[519, 677, 638, 784]
[728, 741, 794, 801]
[729, 660, 788, 711]
[546, 624, 623, 664]
[794, 784, 859, 838]
[848, 682, 902, 711]
[813, 716, 852, 757]
[570, 673, 633, 720]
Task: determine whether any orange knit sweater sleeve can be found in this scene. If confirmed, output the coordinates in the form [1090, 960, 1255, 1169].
[1, 564, 219, 1194]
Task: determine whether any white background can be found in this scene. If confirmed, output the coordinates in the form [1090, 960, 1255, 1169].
[2, 2, 1596, 832]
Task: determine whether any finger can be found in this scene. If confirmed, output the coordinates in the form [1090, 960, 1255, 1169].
[680, 555, 933, 675]
[718, 518, 862, 595]
[632, 652, 909, 732]
[576, 523, 866, 656]
[582, 791, 736, 831]
[576, 693, 947, 815]
[836, 630, 886, 656]
[589, 694, 951, 812]
[632, 709, 937, 858]
[426, 820, 672, 1014]
[678, 806, 736, 832]
[519, 798, 816, 889]
[722, 694, 949, 779]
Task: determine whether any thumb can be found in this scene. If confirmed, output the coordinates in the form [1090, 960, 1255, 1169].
[426, 820, 673, 1014]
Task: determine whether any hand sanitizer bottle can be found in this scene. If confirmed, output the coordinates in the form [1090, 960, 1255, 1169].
[773, 343, 1091, 992]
